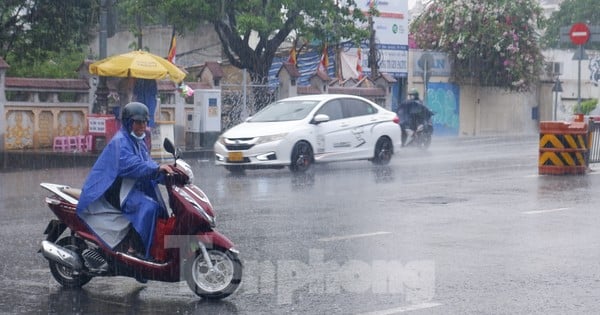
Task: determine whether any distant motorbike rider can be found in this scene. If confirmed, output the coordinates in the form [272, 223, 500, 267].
[396, 88, 433, 146]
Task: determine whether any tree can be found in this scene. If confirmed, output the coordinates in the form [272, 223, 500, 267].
[0, 0, 96, 78]
[410, 0, 545, 91]
[128, 0, 370, 84]
[541, 0, 600, 50]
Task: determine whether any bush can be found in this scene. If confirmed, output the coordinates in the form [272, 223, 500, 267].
[574, 98, 598, 115]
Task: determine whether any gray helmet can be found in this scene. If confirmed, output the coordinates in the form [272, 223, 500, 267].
[122, 102, 149, 122]
[408, 88, 419, 98]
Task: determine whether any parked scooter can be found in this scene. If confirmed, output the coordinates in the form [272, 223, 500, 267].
[39, 138, 242, 299]
[404, 114, 434, 149]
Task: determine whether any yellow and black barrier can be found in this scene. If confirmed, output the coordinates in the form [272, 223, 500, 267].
[539, 120, 589, 175]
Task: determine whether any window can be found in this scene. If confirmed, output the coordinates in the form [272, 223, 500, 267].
[343, 99, 377, 118]
[316, 100, 344, 121]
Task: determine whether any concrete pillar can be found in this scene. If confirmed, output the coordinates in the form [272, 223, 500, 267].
[0, 58, 8, 150]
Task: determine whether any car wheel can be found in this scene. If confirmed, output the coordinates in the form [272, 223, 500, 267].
[372, 137, 393, 165]
[289, 141, 313, 173]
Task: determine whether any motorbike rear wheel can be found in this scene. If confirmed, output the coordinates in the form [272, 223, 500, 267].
[417, 133, 432, 150]
[49, 236, 93, 288]
[185, 247, 242, 299]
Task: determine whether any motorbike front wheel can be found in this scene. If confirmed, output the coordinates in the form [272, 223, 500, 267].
[185, 247, 242, 299]
[48, 236, 93, 288]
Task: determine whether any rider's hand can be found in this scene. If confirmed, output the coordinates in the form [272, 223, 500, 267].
[158, 164, 174, 175]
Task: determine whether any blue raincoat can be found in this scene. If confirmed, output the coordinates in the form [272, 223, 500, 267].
[76, 124, 166, 258]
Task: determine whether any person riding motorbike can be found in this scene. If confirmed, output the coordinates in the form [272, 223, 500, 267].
[76, 102, 172, 260]
[396, 88, 433, 146]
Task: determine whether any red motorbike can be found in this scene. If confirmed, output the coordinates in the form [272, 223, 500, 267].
[39, 138, 242, 299]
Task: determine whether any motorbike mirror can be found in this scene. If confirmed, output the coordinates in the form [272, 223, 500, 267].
[163, 138, 175, 155]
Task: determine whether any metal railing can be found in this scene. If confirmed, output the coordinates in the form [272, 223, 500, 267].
[589, 119, 600, 163]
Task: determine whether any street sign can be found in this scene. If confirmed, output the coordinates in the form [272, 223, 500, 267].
[570, 23, 590, 45]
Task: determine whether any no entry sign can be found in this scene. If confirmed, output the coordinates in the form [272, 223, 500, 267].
[570, 23, 590, 45]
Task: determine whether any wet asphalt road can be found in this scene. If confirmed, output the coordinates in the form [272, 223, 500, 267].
[1, 135, 600, 314]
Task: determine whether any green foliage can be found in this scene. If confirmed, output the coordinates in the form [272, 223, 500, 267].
[0, 0, 95, 77]
[575, 98, 598, 114]
[6, 50, 86, 78]
[541, 0, 600, 49]
[410, 0, 545, 91]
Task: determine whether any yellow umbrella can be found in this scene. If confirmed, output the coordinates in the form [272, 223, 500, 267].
[89, 50, 186, 83]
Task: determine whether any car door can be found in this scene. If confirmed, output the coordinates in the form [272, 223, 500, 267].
[312, 99, 354, 161]
[340, 98, 379, 159]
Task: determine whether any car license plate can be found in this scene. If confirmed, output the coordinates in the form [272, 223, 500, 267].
[228, 152, 244, 162]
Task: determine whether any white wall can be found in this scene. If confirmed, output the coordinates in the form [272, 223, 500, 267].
[543, 48, 600, 119]
[88, 24, 222, 68]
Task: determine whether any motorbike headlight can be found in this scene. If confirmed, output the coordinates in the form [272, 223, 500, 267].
[256, 133, 288, 145]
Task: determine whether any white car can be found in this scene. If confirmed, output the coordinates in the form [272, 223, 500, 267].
[214, 94, 402, 173]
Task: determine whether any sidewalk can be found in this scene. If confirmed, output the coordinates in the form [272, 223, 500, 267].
[0, 147, 213, 172]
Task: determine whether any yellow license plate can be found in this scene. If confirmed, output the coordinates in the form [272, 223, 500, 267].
[228, 151, 244, 162]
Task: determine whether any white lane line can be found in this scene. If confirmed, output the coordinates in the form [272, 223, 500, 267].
[356, 302, 442, 315]
[318, 231, 391, 242]
[522, 207, 570, 215]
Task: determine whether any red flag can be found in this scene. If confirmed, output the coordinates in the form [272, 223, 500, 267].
[318, 44, 329, 73]
[288, 47, 297, 65]
[356, 47, 364, 80]
[167, 30, 177, 64]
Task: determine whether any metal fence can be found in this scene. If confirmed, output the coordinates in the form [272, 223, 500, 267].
[589, 120, 600, 163]
[220, 83, 278, 130]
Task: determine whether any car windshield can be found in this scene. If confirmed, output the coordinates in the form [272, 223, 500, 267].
[249, 100, 319, 122]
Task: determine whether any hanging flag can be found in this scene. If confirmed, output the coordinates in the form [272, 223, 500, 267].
[288, 46, 297, 66]
[167, 29, 177, 64]
[356, 47, 364, 80]
[317, 44, 329, 74]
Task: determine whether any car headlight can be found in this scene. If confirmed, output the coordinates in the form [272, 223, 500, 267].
[218, 135, 226, 145]
[256, 133, 288, 145]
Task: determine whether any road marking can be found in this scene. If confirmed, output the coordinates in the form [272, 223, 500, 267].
[318, 231, 391, 242]
[356, 302, 442, 315]
[522, 207, 570, 215]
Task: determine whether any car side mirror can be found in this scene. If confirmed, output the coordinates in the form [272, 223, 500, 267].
[312, 114, 330, 125]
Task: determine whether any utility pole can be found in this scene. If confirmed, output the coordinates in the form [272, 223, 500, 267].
[94, 0, 110, 114]
[136, 13, 143, 50]
[368, 15, 378, 79]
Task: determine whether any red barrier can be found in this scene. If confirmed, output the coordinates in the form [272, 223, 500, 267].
[538, 121, 588, 175]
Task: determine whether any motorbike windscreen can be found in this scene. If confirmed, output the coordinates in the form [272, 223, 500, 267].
[176, 159, 194, 181]
[249, 100, 319, 122]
